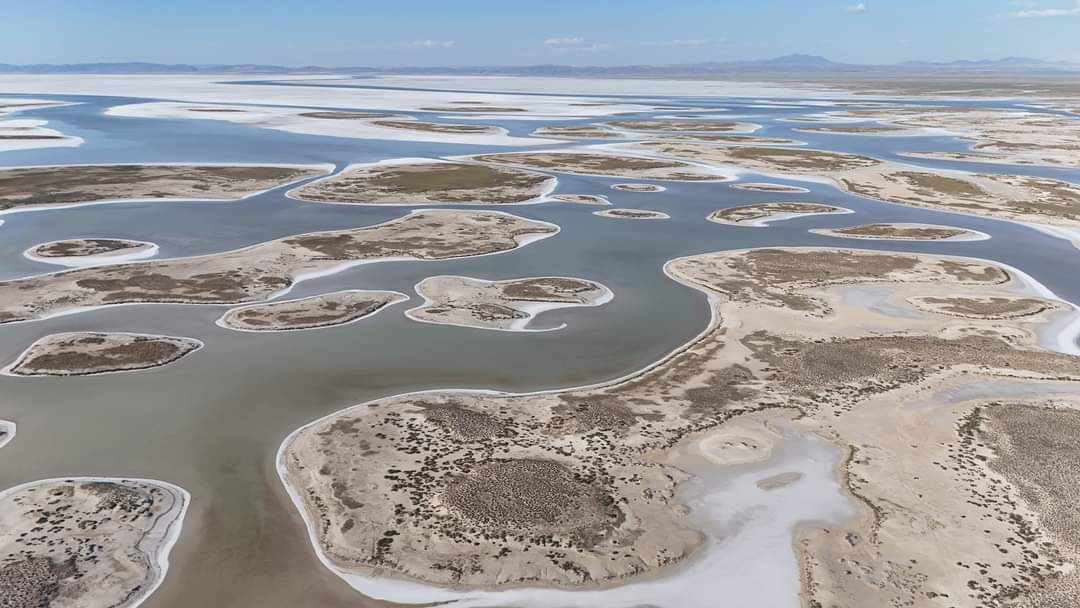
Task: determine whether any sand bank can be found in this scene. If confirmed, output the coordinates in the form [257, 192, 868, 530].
[593, 208, 670, 220]
[406, 275, 612, 331]
[0, 118, 83, 152]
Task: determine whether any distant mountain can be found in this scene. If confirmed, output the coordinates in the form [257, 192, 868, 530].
[0, 55, 1077, 76]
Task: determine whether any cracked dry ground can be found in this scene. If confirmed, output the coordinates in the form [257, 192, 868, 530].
[283, 247, 1080, 604]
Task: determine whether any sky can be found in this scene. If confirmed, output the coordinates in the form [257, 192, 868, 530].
[2, 0, 1080, 66]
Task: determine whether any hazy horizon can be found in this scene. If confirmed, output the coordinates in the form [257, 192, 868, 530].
[3, 0, 1080, 67]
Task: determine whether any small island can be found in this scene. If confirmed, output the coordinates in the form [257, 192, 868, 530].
[731, 182, 811, 193]
[26, 238, 158, 265]
[812, 223, 986, 241]
[5, 332, 202, 377]
[407, 276, 611, 331]
[611, 183, 666, 192]
[219, 290, 406, 331]
[593, 208, 670, 220]
[289, 160, 554, 205]
[709, 202, 846, 226]
[551, 194, 611, 205]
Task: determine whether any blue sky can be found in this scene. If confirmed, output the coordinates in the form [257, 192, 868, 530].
[2, 0, 1080, 66]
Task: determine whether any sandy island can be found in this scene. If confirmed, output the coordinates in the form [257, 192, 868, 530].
[812, 222, 988, 241]
[218, 290, 407, 332]
[551, 194, 612, 206]
[470, 151, 729, 181]
[406, 276, 612, 331]
[279, 246, 1080, 606]
[25, 238, 159, 267]
[3, 332, 202, 376]
[709, 202, 848, 227]
[593, 209, 670, 220]
[0, 164, 329, 214]
[731, 182, 810, 193]
[288, 159, 555, 205]
[0, 477, 188, 608]
[0, 210, 557, 324]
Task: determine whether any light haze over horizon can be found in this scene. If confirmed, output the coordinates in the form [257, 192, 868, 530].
[2, 0, 1080, 67]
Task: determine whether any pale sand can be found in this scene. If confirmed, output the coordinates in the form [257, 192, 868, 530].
[24, 238, 160, 267]
[216, 290, 408, 332]
[0, 477, 188, 608]
[610, 183, 666, 192]
[0, 420, 13, 450]
[0, 118, 83, 152]
[405, 275, 613, 332]
[730, 182, 810, 194]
